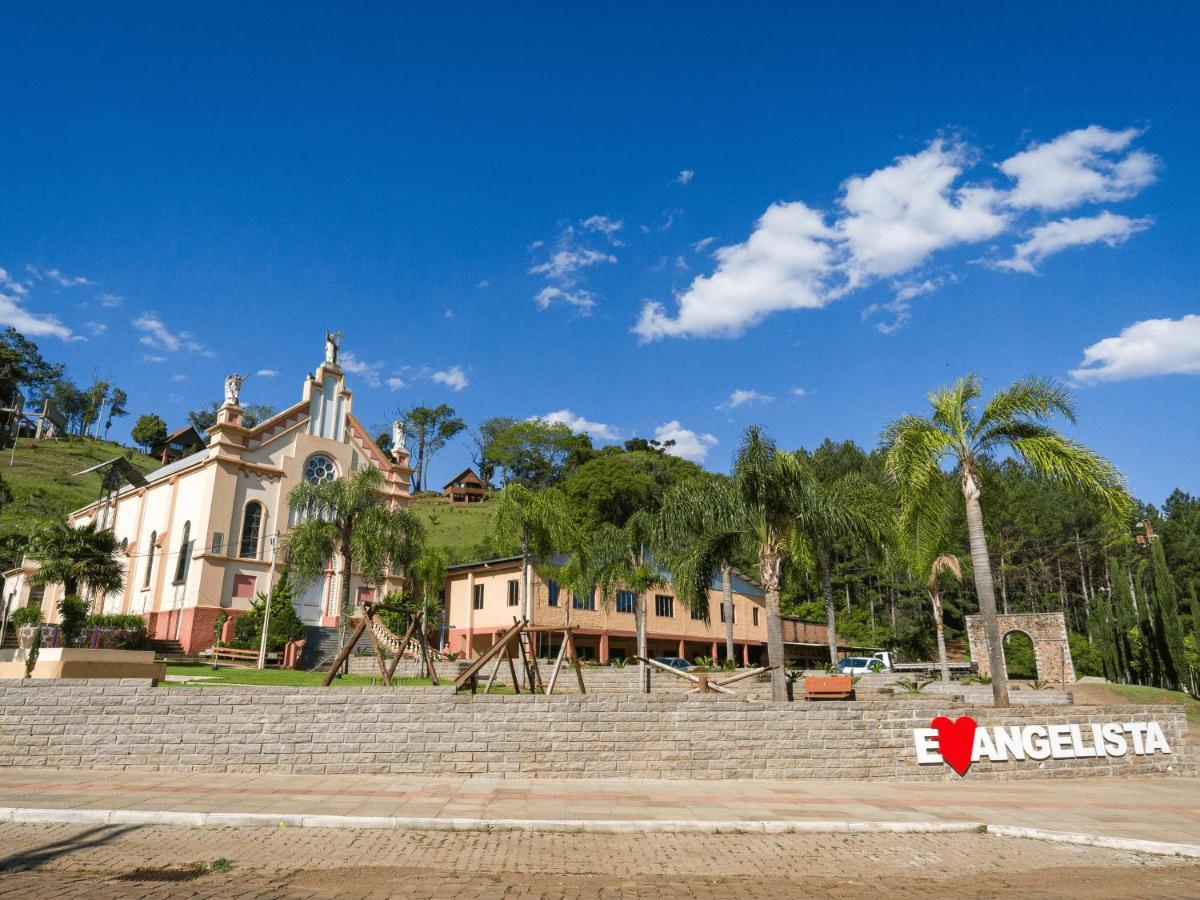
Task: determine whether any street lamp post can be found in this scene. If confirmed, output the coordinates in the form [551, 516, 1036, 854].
[256, 533, 280, 670]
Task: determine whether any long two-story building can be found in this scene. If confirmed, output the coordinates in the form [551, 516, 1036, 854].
[443, 556, 841, 667]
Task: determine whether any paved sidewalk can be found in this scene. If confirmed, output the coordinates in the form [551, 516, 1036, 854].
[2, 768, 1200, 846]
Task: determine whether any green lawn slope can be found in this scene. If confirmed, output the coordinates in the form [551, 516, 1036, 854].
[0, 436, 161, 567]
[407, 493, 497, 562]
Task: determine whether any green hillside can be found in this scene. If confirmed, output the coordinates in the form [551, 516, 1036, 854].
[0, 437, 161, 568]
[407, 493, 497, 562]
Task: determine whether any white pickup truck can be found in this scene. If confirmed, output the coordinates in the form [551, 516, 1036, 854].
[836, 652, 894, 674]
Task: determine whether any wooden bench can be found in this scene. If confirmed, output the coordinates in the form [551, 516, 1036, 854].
[802, 675, 854, 701]
[208, 646, 280, 667]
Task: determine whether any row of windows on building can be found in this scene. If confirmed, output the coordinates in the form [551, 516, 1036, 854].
[470, 579, 759, 626]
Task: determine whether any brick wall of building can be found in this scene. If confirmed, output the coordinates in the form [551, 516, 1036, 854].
[0, 681, 1189, 781]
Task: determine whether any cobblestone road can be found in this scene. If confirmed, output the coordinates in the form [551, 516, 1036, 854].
[0, 823, 1198, 898]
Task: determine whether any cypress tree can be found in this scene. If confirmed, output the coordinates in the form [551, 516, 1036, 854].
[1149, 540, 1189, 691]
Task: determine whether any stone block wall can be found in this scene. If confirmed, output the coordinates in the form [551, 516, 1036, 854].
[0, 680, 1189, 781]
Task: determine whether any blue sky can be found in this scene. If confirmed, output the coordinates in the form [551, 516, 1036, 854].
[1, 3, 1197, 503]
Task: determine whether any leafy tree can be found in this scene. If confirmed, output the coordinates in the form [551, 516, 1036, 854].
[563, 451, 704, 528]
[492, 484, 572, 619]
[131, 413, 168, 451]
[883, 375, 1128, 706]
[471, 416, 516, 487]
[622, 436, 676, 455]
[187, 401, 275, 432]
[489, 419, 592, 488]
[27, 520, 124, 610]
[0, 327, 63, 405]
[399, 404, 466, 492]
[231, 570, 305, 652]
[285, 467, 424, 627]
[104, 387, 129, 439]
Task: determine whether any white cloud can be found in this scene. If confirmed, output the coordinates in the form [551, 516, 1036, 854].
[791, 387, 809, 397]
[444, 309, 454, 318]
[693, 236, 716, 253]
[581, 215, 624, 238]
[477, 279, 491, 289]
[535, 286, 596, 313]
[432, 365, 468, 392]
[717, 388, 774, 410]
[676, 170, 695, 185]
[172, 373, 188, 382]
[637, 126, 1158, 340]
[537, 409, 620, 441]
[255, 369, 279, 378]
[143, 354, 167, 364]
[97, 292, 124, 307]
[995, 211, 1152, 274]
[84, 321, 107, 335]
[1000, 126, 1159, 211]
[636, 201, 836, 340]
[133, 313, 211, 356]
[529, 247, 616, 280]
[339, 351, 383, 388]
[0, 293, 74, 340]
[1070, 314, 1200, 383]
[27, 265, 92, 287]
[0, 268, 29, 297]
[386, 376, 407, 391]
[837, 139, 1008, 283]
[654, 420, 718, 463]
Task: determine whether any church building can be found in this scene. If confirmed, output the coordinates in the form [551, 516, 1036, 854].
[6, 336, 414, 653]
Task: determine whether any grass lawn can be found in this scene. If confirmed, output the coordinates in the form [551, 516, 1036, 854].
[1106, 683, 1200, 724]
[408, 493, 497, 559]
[0, 436, 160, 564]
[162, 662, 511, 692]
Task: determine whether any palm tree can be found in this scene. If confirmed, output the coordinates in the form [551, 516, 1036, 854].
[788, 471, 890, 666]
[286, 467, 424, 628]
[657, 478, 745, 666]
[731, 426, 817, 701]
[27, 520, 124, 610]
[493, 484, 571, 621]
[883, 375, 1128, 706]
[596, 511, 665, 691]
[412, 545, 449, 653]
[926, 554, 962, 684]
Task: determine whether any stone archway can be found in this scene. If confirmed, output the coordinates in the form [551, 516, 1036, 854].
[964, 612, 1076, 684]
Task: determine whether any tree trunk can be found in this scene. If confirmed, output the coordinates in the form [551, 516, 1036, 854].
[961, 469, 1010, 707]
[931, 590, 950, 683]
[820, 547, 838, 666]
[519, 528, 530, 621]
[721, 562, 735, 664]
[635, 592, 648, 694]
[64, 576, 79, 597]
[999, 552, 1009, 615]
[760, 547, 787, 701]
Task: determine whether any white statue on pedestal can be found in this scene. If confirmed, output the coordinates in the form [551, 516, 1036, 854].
[392, 419, 406, 455]
[224, 373, 246, 406]
[324, 330, 343, 366]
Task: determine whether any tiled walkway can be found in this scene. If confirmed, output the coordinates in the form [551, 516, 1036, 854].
[1, 769, 1199, 844]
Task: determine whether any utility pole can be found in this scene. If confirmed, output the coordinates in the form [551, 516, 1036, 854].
[256, 533, 280, 669]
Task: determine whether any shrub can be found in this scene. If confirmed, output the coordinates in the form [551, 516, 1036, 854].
[85, 613, 146, 630]
[230, 571, 305, 652]
[9, 604, 43, 628]
[57, 595, 89, 646]
[84, 612, 147, 650]
[1068, 632, 1104, 678]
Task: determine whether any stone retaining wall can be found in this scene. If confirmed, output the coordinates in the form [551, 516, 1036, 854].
[0, 680, 1189, 781]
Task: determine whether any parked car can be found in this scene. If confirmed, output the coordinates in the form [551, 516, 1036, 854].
[837, 656, 888, 674]
[654, 657, 693, 670]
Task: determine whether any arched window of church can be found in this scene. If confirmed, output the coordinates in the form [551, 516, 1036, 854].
[239, 502, 263, 558]
[173, 521, 192, 583]
[143, 531, 156, 588]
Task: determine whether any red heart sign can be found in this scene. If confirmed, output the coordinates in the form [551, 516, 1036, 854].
[931, 715, 978, 776]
